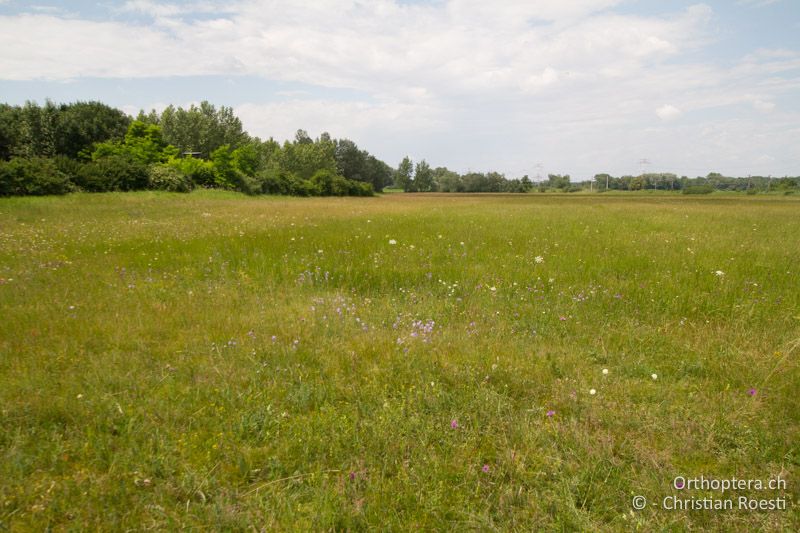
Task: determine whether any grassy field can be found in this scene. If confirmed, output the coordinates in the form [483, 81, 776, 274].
[1, 191, 798, 530]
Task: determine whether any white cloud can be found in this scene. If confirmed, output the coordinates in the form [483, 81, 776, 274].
[752, 99, 776, 112]
[737, 0, 782, 7]
[235, 99, 447, 145]
[0, 1, 798, 176]
[656, 104, 682, 121]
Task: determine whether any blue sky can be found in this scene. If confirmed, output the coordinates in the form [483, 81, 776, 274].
[1, 0, 798, 177]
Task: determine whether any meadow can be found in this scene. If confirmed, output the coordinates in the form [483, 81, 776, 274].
[0, 191, 798, 531]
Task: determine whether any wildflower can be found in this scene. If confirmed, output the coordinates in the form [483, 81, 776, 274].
[748, 388, 757, 396]
[602, 368, 609, 375]
[535, 256, 544, 264]
[450, 419, 458, 429]
[589, 388, 597, 395]
[715, 270, 725, 277]
[349, 472, 356, 480]
[559, 316, 567, 321]
[489, 286, 496, 292]
[482, 464, 490, 473]
[546, 410, 555, 417]
[389, 239, 397, 245]
[651, 373, 658, 380]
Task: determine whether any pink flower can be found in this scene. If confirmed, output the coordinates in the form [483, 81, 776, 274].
[546, 410, 555, 417]
[450, 419, 459, 429]
[559, 316, 567, 321]
[748, 388, 757, 396]
[482, 464, 490, 473]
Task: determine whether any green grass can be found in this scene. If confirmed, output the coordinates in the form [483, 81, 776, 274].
[1, 190, 798, 530]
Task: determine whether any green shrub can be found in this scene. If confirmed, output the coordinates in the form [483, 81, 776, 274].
[52, 155, 85, 185]
[0, 157, 73, 196]
[348, 180, 374, 196]
[258, 169, 316, 196]
[311, 169, 349, 196]
[682, 185, 714, 195]
[75, 154, 148, 192]
[148, 164, 193, 192]
[257, 168, 288, 195]
[292, 177, 320, 197]
[167, 157, 216, 188]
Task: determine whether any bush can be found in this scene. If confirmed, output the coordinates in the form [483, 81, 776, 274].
[148, 164, 193, 192]
[292, 178, 320, 197]
[258, 169, 316, 196]
[225, 169, 261, 195]
[311, 170, 348, 196]
[258, 168, 290, 195]
[0, 157, 73, 196]
[348, 180, 374, 196]
[168, 157, 216, 188]
[682, 185, 714, 195]
[75, 154, 148, 192]
[52, 155, 86, 185]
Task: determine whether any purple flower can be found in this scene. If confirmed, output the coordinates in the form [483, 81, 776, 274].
[559, 316, 567, 321]
[450, 419, 459, 429]
[546, 410, 555, 417]
[482, 464, 490, 473]
[349, 472, 356, 481]
[748, 388, 757, 396]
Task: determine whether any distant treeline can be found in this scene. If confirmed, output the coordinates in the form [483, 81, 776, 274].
[584, 173, 800, 194]
[0, 100, 390, 197]
[392, 165, 799, 194]
[394, 157, 533, 193]
[1, 100, 797, 197]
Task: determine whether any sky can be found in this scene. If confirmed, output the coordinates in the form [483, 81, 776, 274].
[1, 0, 799, 178]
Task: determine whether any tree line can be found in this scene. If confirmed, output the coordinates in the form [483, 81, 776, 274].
[1, 100, 797, 197]
[585, 172, 799, 194]
[0, 100, 391, 197]
[393, 157, 533, 193]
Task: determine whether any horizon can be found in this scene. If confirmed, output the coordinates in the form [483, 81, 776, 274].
[1, 0, 799, 178]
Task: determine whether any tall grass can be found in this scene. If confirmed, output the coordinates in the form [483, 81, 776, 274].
[1, 191, 798, 530]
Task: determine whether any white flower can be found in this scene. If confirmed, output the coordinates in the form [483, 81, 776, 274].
[602, 368, 609, 375]
[489, 286, 496, 292]
[651, 373, 658, 380]
[715, 270, 725, 277]
[589, 388, 597, 395]
[389, 239, 397, 245]
[535, 256, 544, 264]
